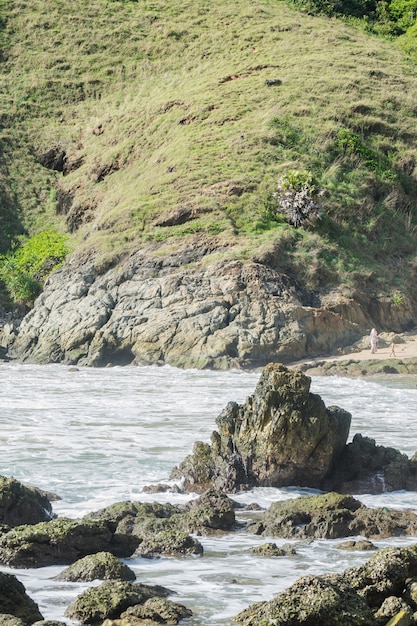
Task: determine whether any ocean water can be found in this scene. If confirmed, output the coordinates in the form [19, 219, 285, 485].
[1, 362, 417, 624]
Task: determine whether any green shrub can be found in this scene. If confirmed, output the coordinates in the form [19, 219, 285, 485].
[0, 231, 69, 307]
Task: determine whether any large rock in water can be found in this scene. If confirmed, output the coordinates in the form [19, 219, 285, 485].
[172, 363, 351, 492]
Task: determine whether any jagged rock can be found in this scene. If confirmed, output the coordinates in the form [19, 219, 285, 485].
[0, 572, 43, 625]
[0, 476, 54, 527]
[180, 487, 236, 532]
[248, 492, 417, 540]
[54, 551, 136, 582]
[0, 517, 138, 568]
[171, 363, 417, 494]
[323, 433, 417, 493]
[172, 363, 351, 492]
[83, 490, 235, 558]
[65, 580, 173, 624]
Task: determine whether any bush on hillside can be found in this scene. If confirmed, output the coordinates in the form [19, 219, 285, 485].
[273, 170, 325, 228]
[0, 231, 69, 307]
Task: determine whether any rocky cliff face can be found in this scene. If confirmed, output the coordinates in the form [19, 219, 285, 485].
[3, 238, 416, 368]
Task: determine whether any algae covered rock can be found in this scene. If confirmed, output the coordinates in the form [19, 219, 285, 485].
[235, 573, 375, 625]
[172, 363, 351, 492]
[0, 571, 44, 625]
[0, 476, 54, 527]
[235, 543, 417, 626]
[54, 551, 136, 582]
[248, 492, 417, 540]
[121, 597, 192, 624]
[0, 517, 130, 567]
[65, 580, 173, 624]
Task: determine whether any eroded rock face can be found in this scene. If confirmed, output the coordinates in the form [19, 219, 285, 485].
[7, 241, 367, 369]
[171, 363, 417, 494]
[172, 364, 351, 492]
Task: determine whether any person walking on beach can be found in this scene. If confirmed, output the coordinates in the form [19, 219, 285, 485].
[390, 341, 396, 357]
[370, 328, 378, 354]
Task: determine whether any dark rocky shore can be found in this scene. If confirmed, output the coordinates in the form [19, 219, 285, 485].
[2, 363, 417, 625]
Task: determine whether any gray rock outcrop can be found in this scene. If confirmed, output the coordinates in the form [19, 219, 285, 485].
[4, 242, 370, 368]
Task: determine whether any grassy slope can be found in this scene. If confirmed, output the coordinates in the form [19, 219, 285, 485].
[1, 0, 417, 301]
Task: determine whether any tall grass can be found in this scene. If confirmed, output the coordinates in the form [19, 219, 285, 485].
[0, 0, 416, 298]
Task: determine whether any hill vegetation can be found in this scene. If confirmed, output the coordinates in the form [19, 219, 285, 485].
[0, 0, 416, 309]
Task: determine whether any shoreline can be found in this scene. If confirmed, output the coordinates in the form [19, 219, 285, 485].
[289, 328, 417, 377]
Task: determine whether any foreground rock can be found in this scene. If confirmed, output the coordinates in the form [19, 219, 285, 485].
[236, 545, 417, 625]
[65, 580, 191, 624]
[171, 363, 417, 494]
[248, 492, 417, 540]
[0, 476, 54, 527]
[0, 571, 43, 625]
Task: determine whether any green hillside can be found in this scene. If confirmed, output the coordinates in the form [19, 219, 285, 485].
[0, 0, 417, 308]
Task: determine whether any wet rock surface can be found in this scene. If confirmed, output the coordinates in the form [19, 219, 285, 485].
[171, 363, 352, 492]
[0, 476, 54, 527]
[0, 571, 43, 625]
[235, 545, 417, 626]
[64, 580, 177, 624]
[54, 551, 136, 582]
[248, 492, 417, 540]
